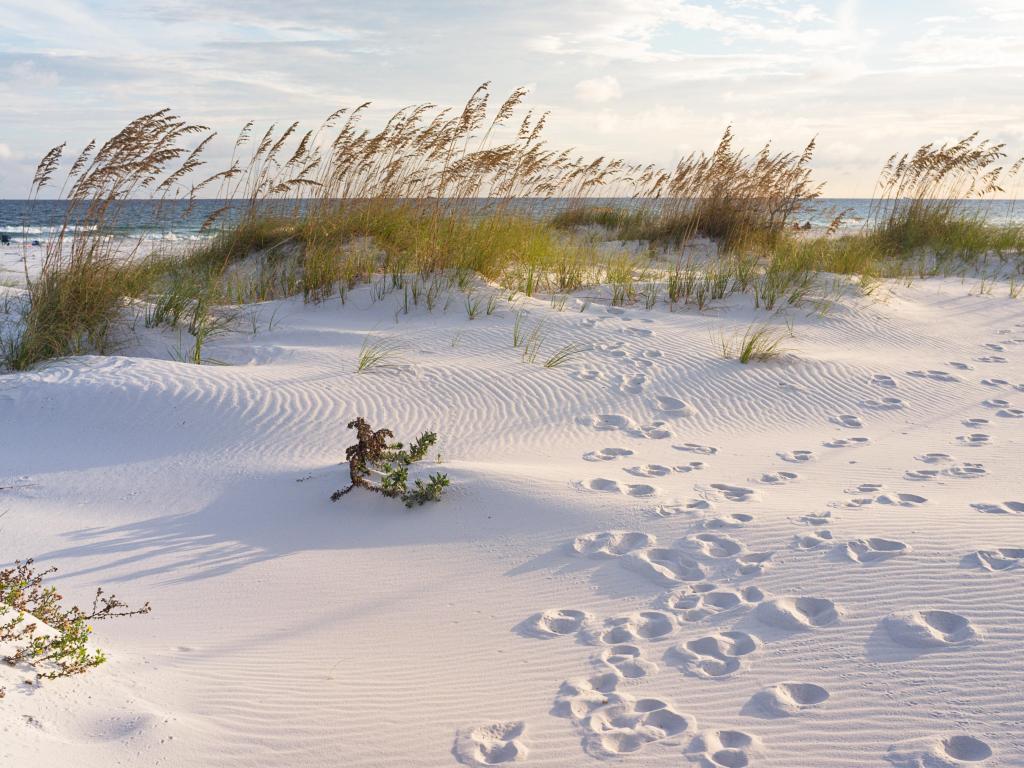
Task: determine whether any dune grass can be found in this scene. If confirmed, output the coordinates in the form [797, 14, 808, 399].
[355, 335, 406, 373]
[4, 87, 1023, 371]
[720, 323, 790, 364]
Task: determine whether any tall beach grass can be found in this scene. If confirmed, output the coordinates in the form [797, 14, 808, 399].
[4, 85, 1023, 371]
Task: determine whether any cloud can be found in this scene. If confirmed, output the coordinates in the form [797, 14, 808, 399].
[0, 1, 1020, 197]
[575, 75, 622, 103]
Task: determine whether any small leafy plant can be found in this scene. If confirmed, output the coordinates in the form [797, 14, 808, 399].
[330, 417, 450, 508]
[1, 559, 151, 684]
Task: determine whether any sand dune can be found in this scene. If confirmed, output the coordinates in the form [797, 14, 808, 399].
[1, 277, 1022, 766]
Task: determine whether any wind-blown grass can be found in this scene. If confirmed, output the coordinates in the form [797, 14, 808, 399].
[720, 323, 790, 364]
[355, 335, 406, 373]
[5, 87, 1024, 372]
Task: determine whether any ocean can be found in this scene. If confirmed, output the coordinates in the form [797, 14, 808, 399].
[2, 198, 1023, 245]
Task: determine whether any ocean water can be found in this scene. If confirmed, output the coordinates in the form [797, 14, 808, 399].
[1, 198, 1023, 244]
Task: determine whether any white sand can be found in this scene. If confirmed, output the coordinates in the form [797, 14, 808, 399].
[1, 277, 1023, 766]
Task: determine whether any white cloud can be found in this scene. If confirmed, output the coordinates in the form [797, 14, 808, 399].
[0, 1, 1020, 197]
[575, 75, 622, 103]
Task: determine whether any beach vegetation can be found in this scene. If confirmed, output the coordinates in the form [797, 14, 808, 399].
[330, 417, 449, 508]
[720, 323, 790, 364]
[1, 558, 151, 685]
[4, 86, 1023, 372]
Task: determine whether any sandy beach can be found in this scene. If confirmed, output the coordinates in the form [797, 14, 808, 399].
[2, 274, 1022, 766]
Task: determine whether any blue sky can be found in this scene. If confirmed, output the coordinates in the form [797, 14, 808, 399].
[1, 0, 1022, 197]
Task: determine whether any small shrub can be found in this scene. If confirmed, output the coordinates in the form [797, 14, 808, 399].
[1, 559, 151, 683]
[330, 417, 449, 508]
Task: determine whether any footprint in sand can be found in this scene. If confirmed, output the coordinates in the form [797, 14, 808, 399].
[572, 368, 601, 382]
[674, 461, 706, 473]
[705, 483, 758, 503]
[976, 355, 1007, 363]
[830, 413, 863, 429]
[653, 395, 696, 416]
[610, 373, 647, 395]
[860, 397, 905, 410]
[696, 512, 754, 530]
[674, 442, 718, 455]
[882, 610, 978, 648]
[798, 511, 832, 526]
[759, 470, 798, 484]
[982, 398, 1010, 409]
[981, 378, 1009, 387]
[839, 537, 910, 563]
[669, 630, 760, 679]
[624, 326, 654, 337]
[823, 436, 871, 448]
[577, 414, 672, 439]
[654, 499, 714, 517]
[997, 407, 1024, 418]
[872, 373, 898, 388]
[971, 500, 1024, 515]
[749, 683, 829, 718]
[983, 342, 1006, 352]
[522, 609, 592, 638]
[904, 468, 940, 481]
[956, 433, 990, 448]
[552, 677, 622, 720]
[916, 452, 953, 464]
[583, 446, 635, 462]
[845, 488, 927, 508]
[736, 551, 774, 575]
[687, 532, 744, 558]
[846, 482, 883, 494]
[625, 464, 672, 478]
[581, 413, 632, 431]
[627, 547, 707, 585]
[584, 611, 678, 645]
[660, 583, 764, 622]
[943, 462, 986, 479]
[595, 341, 627, 358]
[886, 735, 992, 767]
[969, 547, 1024, 571]
[755, 596, 840, 630]
[570, 531, 655, 558]
[907, 369, 959, 382]
[686, 730, 762, 767]
[453, 721, 528, 767]
[582, 478, 657, 497]
[963, 417, 989, 427]
[581, 696, 694, 758]
[792, 530, 833, 551]
[599, 644, 659, 679]
[777, 449, 814, 463]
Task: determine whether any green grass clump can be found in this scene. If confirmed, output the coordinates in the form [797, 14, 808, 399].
[355, 335, 405, 373]
[721, 323, 789, 364]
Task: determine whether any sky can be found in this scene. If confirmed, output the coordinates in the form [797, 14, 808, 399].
[1, 0, 1023, 198]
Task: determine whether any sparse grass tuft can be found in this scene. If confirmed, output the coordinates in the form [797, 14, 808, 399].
[720, 323, 790, 364]
[542, 342, 591, 368]
[355, 335, 406, 373]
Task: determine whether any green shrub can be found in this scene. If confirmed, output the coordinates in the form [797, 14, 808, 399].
[1, 559, 151, 685]
[330, 417, 449, 508]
